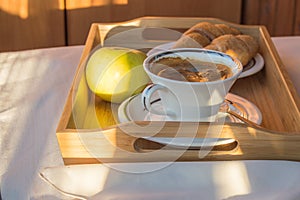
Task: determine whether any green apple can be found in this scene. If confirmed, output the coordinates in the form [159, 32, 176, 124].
[85, 47, 150, 103]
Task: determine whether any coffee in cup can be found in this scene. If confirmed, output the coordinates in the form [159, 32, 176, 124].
[142, 48, 243, 121]
[152, 57, 233, 82]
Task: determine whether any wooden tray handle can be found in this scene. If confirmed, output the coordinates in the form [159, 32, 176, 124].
[122, 121, 300, 161]
[57, 121, 300, 164]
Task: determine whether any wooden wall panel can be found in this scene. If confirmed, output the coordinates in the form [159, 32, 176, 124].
[0, 0, 65, 52]
[242, 0, 297, 36]
[66, 0, 242, 45]
[274, 0, 295, 35]
[294, 0, 300, 35]
[145, 0, 241, 23]
[2, 0, 298, 51]
[258, 0, 277, 34]
[65, 0, 145, 45]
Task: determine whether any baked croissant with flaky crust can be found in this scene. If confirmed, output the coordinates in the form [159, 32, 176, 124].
[173, 22, 241, 48]
[172, 32, 210, 48]
[205, 34, 259, 66]
[171, 22, 259, 66]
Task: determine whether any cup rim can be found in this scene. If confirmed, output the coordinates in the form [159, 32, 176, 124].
[143, 48, 243, 85]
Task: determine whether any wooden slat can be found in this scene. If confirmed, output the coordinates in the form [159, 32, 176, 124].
[242, 0, 297, 36]
[145, 0, 241, 23]
[110, 0, 145, 21]
[257, 0, 277, 35]
[294, 0, 300, 35]
[0, 0, 65, 52]
[242, 0, 260, 24]
[66, 0, 242, 45]
[273, 0, 295, 36]
[65, 0, 145, 45]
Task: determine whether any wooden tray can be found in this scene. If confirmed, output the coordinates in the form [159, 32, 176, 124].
[56, 17, 300, 165]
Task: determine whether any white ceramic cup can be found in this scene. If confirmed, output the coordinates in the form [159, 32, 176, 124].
[142, 48, 243, 122]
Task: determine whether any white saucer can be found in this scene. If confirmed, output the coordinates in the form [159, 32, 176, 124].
[118, 93, 262, 124]
[146, 42, 264, 78]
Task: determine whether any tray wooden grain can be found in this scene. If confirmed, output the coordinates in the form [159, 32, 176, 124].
[56, 17, 300, 165]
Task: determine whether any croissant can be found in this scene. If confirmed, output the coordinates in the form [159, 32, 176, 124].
[205, 34, 259, 66]
[185, 22, 225, 41]
[172, 32, 210, 48]
[215, 24, 241, 35]
[172, 22, 241, 49]
[236, 35, 259, 60]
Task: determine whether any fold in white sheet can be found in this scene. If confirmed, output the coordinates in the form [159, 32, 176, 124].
[0, 46, 83, 199]
[40, 161, 300, 200]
